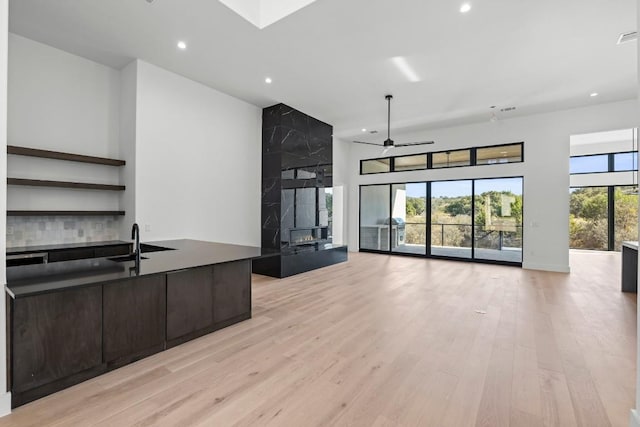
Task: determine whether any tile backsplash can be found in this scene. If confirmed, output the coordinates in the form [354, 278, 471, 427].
[7, 216, 121, 248]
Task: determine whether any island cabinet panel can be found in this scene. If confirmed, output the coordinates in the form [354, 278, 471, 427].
[103, 274, 166, 368]
[166, 266, 215, 347]
[213, 260, 251, 325]
[11, 286, 103, 406]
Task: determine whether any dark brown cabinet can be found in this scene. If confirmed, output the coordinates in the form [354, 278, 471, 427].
[103, 274, 166, 368]
[213, 260, 251, 324]
[11, 286, 103, 406]
[8, 257, 253, 408]
[166, 266, 215, 346]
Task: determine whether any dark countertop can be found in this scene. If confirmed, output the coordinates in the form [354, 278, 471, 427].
[7, 239, 277, 299]
[7, 240, 131, 255]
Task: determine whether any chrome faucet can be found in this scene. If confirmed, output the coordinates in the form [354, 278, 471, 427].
[131, 223, 141, 265]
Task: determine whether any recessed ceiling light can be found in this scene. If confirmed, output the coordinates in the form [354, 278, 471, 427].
[265, 77, 273, 84]
[361, 128, 367, 132]
[460, 3, 471, 13]
[590, 92, 599, 97]
[177, 41, 187, 50]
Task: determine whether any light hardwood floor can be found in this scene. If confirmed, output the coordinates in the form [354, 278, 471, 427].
[0, 251, 636, 426]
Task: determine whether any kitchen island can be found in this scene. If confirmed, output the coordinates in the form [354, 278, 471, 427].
[6, 239, 272, 407]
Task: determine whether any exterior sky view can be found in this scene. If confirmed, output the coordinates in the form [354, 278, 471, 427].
[405, 178, 523, 198]
[570, 152, 637, 174]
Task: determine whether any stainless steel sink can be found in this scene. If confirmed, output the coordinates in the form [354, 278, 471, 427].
[107, 254, 149, 262]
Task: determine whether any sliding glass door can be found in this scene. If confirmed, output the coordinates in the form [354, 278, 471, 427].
[360, 185, 391, 251]
[391, 183, 426, 255]
[473, 177, 523, 262]
[430, 180, 473, 258]
[359, 176, 524, 265]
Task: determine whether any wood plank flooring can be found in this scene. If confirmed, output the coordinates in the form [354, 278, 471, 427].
[0, 250, 635, 426]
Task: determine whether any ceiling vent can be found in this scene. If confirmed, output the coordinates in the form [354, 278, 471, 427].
[500, 106, 516, 112]
[617, 31, 638, 45]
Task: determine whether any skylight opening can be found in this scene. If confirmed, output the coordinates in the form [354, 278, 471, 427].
[219, 0, 319, 29]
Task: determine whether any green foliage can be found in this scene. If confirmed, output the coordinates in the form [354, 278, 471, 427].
[325, 193, 333, 219]
[473, 191, 523, 227]
[444, 198, 471, 216]
[569, 215, 608, 250]
[570, 187, 607, 220]
[569, 187, 638, 250]
[406, 197, 426, 217]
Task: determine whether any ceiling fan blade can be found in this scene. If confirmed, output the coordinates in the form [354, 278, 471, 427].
[382, 146, 393, 155]
[352, 140, 383, 146]
[394, 141, 435, 147]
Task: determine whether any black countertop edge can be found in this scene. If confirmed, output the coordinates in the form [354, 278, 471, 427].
[6, 239, 280, 299]
[7, 240, 132, 255]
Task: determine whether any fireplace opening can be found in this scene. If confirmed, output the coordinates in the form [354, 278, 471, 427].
[288, 227, 329, 246]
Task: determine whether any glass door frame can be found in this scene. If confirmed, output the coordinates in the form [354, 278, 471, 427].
[359, 175, 524, 267]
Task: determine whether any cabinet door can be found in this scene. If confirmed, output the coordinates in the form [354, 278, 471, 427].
[12, 286, 102, 394]
[103, 275, 166, 367]
[213, 260, 251, 324]
[167, 267, 215, 343]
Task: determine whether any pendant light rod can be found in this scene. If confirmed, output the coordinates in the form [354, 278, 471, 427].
[385, 94, 393, 142]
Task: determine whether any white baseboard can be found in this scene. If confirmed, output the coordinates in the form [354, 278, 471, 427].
[0, 392, 11, 417]
[522, 262, 570, 273]
[630, 409, 640, 427]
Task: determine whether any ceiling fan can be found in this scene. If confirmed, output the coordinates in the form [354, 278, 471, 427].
[353, 95, 434, 154]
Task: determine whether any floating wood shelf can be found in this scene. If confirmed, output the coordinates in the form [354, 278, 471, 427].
[7, 211, 125, 217]
[7, 146, 126, 166]
[7, 178, 125, 191]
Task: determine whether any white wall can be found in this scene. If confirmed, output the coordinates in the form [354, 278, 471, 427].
[133, 60, 261, 246]
[8, 34, 120, 157]
[118, 61, 137, 239]
[332, 134, 350, 245]
[0, 0, 10, 415]
[570, 128, 637, 156]
[341, 99, 639, 273]
[6, 34, 123, 245]
[570, 171, 637, 188]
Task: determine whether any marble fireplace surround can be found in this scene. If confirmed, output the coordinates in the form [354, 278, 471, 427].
[253, 103, 347, 278]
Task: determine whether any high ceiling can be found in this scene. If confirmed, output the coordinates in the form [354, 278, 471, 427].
[8, 0, 637, 140]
